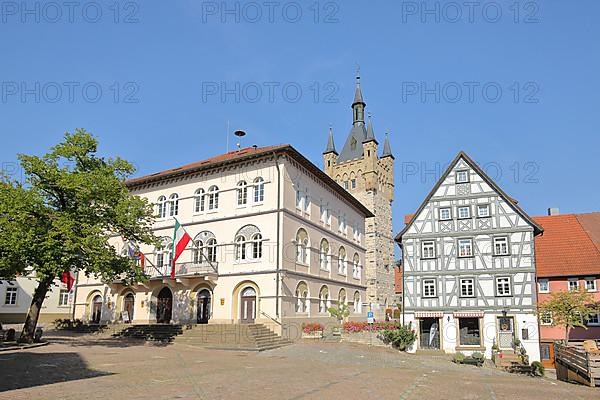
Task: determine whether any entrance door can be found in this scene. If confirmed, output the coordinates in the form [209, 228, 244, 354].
[498, 317, 515, 349]
[123, 293, 135, 323]
[419, 318, 440, 349]
[540, 341, 555, 369]
[197, 289, 211, 324]
[156, 287, 173, 324]
[91, 295, 102, 323]
[240, 287, 256, 324]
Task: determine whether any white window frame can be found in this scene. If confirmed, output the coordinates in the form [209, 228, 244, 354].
[439, 207, 452, 221]
[460, 278, 475, 298]
[422, 278, 437, 298]
[538, 279, 550, 293]
[295, 188, 303, 210]
[58, 289, 69, 307]
[477, 204, 490, 218]
[587, 313, 600, 326]
[585, 277, 597, 292]
[237, 181, 248, 206]
[458, 238, 473, 258]
[207, 186, 219, 211]
[568, 278, 579, 292]
[495, 276, 512, 297]
[456, 170, 469, 183]
[421, 240, 436, 259]
[4, 287, 17, 305]
[457, 206, 471, 219]
[253, 177, 265, 203]
[169, 193, 179, 216]
[493, 237, 510, 256]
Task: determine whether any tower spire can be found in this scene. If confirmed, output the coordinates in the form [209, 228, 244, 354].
[352, 73, 366, 126]
[365, 112, 377, 143]
[323, 125, 337, 155]
[382, 131, 394, 159]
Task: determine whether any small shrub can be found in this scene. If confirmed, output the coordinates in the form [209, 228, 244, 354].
[53, 319, 84, 330]
[471, 352, 485, 361]
[343, 321, 399, 333]
[453, 352, 466, 363]
[377, 324, 417, 351]
[531, 361, 545, 377]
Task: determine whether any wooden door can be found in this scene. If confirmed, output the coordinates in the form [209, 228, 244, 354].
[91, 296, 102, 323]
[123, 294, 134, 323]
[540, 341, 555, 369]
[240, 296, 256, 324]
[197, 290, 211, 324]
[156, 288, 172, 323]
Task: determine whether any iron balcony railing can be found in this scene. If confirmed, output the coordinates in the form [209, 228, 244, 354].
[144, 261, 218, 279]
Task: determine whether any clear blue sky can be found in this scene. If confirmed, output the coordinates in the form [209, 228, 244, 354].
[1, 1, 599, 237]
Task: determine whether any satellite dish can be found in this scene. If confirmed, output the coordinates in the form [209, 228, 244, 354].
[234, 130, 246, 149]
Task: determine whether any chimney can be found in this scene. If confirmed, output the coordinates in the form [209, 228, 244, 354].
[548, 207, 560, 216]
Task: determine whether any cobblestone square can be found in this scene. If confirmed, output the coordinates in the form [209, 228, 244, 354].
[0, 336, 597, 400]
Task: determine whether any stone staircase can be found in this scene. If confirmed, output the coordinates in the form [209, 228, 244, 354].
[114, 324, 184, 343]
[493, 351, 522, 368]
[175, 323, 292, 351]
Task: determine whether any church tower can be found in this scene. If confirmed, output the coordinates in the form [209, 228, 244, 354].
[322, 74, 396, 314]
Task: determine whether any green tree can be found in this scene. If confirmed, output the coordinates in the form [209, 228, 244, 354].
[0, 130, 157, 343]
[539, 289, 599, 344]
[328, 303, 350, 326]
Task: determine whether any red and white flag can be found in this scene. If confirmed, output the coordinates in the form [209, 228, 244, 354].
[172, 218, 191, 278]
[61, 271, 76, 291]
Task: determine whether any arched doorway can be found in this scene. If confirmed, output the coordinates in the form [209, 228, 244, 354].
[196, 289, 211, 324]
[123, 293, 135, 323]
[240, 287, 257, 324]
[156, 287, 172, 324]
[91, 295, 102, 323]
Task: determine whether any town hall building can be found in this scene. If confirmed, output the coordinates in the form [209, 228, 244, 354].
[396, 151, 543, 361]
[73, 144, 372, 334]
[322, 75, 396, 314]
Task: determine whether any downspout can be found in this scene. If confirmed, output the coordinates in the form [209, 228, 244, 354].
[272, 152, 282, 319]
[71, 271, 79, 321]
[399, 242, 405, 326]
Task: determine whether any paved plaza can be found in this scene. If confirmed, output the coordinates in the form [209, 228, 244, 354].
[0, 334, 597, 400]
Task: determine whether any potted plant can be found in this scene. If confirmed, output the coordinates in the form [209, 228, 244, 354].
[301, 322, 325, 339]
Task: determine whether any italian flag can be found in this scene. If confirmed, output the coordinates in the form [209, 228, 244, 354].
[172, 218, 191, 278]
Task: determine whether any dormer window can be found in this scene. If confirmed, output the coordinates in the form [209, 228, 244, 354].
[350, 137, 357, 151]
[456, 170, 469, 183]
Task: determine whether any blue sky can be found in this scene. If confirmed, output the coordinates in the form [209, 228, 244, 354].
[1, 0, 599, 237]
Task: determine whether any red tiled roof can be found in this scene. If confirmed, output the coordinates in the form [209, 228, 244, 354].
[404, 214, 414, 225]
[394, 265, 403, 294]
[127, 145, 288, 186]
[533, 213, 600, 278]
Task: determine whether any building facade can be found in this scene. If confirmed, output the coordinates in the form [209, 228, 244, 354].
[0, 276, 71, 324]
[533, 211, 600, 366]
[396, 151, 543, 361]
[73, 145, 371, 333]
[322, 76, 396, 314]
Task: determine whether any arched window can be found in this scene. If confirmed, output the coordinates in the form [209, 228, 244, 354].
[157, 196, 167, 218]
[208, 185, 219, 210]
[193, 239, 204, 264]
[155, 238, 173, 275]
[252, 233, 263, 259]
[295, 228, 309, 264]
[253, 177, 264, 203]
[235, 235, 246, 261]
[206, 238, 217, 262]
[194, 189, 205, 213]
[169, 193, 179, 216]
[237, 181, 248, 206]
[338, 288, 346, 305]
[295, 281, 309, 314]
[338, 246, 347, 275]
[353, 291, 362, 313]
[304, 190, 310, 213]
[319, 286, 330, 313]
[352, 253, 360, 279]
[320, 239, 330, 271]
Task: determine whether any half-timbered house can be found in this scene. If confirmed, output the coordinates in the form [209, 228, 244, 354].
[395, 151, 543, 360]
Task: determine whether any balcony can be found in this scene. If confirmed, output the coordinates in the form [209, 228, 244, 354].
[144, 262, 218, 280]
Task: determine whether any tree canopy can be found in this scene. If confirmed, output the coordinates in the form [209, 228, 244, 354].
[0, 129, 158, 342]
[539, 289, 599, 343]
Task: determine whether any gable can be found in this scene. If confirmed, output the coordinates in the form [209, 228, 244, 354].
[397, 151, 543, 240]
[337, 124, 367, 163]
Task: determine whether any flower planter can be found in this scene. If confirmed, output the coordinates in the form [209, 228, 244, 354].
[302, 330, 324, 339]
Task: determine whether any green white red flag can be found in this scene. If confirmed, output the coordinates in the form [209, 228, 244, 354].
[172, 218, 191, 278]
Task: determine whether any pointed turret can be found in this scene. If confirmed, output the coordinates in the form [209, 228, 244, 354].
[364, 113, 378, 144]
[323, 126, 337, 155]
[382, 132, 394, 159]
[351, 75, 366, 126]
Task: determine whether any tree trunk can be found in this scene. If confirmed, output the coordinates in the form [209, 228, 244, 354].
[18, 276, 54, 343]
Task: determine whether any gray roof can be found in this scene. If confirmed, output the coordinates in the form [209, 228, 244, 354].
[382, 133, 394, 158]
[337, 124, 367, 162]
[364, 115, 377, 143]
[323, 127, 337, 154]
[352, 77, 365, 105]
